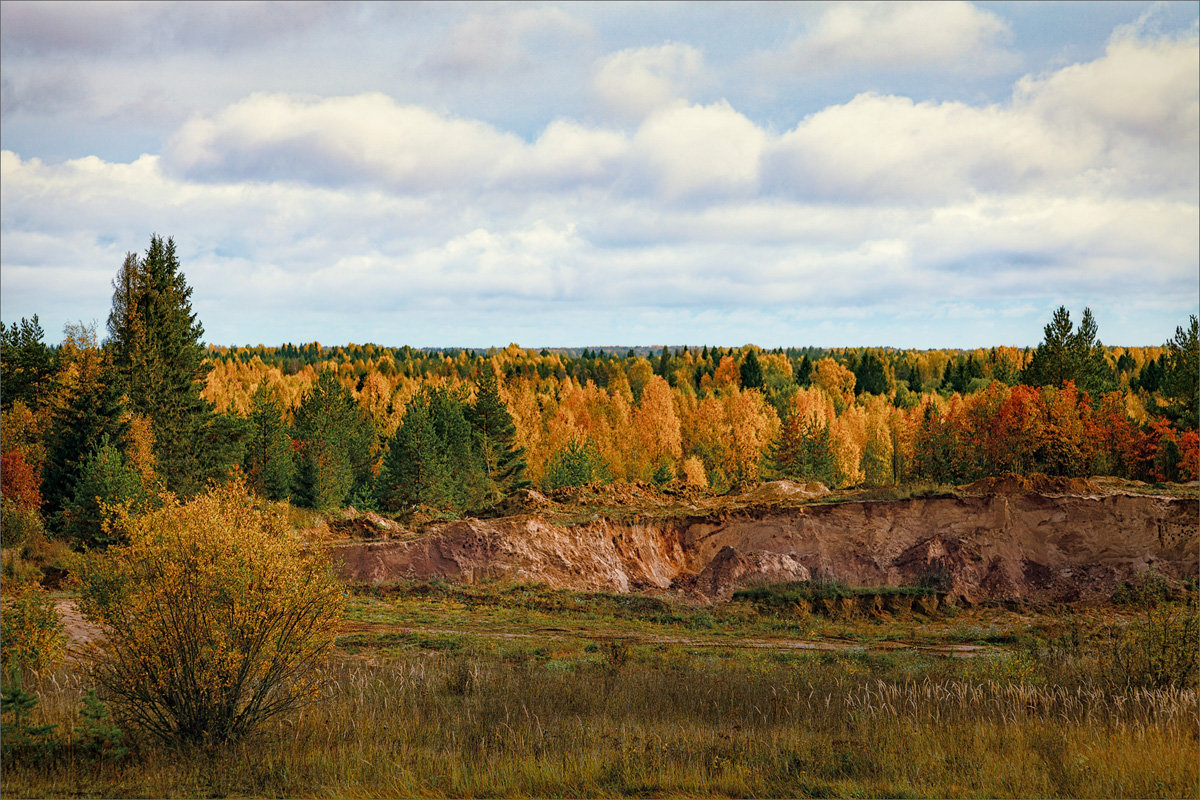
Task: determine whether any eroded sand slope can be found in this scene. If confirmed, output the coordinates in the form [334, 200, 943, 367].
[333, 489, 1197, 603]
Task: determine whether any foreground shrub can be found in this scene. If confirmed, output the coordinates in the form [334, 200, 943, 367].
[0, 582, 65, 683]
[78, 480, 344, 747]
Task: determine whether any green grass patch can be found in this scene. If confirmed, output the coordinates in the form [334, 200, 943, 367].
[734, 579, 937, 605]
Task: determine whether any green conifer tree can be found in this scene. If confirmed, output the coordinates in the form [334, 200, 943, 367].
[0, 316, 57, 410]
[427, 387, 486, 511]
[1162, 315, 1199, 430]
[1023, 306, 1113, 397]
[377, 399, 450, 512]
[467, 371, 529, 505]
[739, 349, 764, 389]
[105, 237, 217, 495]
[292, 370, 376, 511]
[244, 385, 294, 501]
[58, 436, 146, 549]
[42, 328, 127, 518]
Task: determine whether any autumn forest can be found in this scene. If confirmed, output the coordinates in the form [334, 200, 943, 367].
[2, 235, 1197, 556]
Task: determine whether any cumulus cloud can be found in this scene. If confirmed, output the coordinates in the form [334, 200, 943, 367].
[590, 43, 705, 122]
[3, 11, 1198, 348]
[421, 5, 592, 79]
[166, 93, 526, 191]
[778, 1, 1015, 74]
[1015, 32, 1199, 193]
[632, 101, 767, 201]
[767, 31, 1198, 204]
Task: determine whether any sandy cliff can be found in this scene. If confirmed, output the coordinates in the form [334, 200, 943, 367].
[332, 487, 1198, 603]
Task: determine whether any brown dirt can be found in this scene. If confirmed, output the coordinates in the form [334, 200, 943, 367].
[55, 599, 102, 657]
[964, 473, 1099, 496]
[332, 483, 1198, 604]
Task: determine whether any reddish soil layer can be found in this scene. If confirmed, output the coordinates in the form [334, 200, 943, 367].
[333, 485, 1198, 604]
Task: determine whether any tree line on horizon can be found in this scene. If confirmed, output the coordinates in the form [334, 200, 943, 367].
[2, 235, 1197, 559]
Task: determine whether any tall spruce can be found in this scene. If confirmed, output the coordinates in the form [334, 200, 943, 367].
[42, 325, 127, 517]
[377, 399, 450, 512]
[105, 236, 212, 495]
[244, 385, 294, 501]
[739, 349, 764, 389]
[291, 370, 375, 510]
[467, 370, 529, 504]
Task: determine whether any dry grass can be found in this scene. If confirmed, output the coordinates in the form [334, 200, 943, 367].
[4, 641, 1197, 798]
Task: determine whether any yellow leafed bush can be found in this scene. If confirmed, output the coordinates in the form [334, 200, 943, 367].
[77, 480, 344, 747]
[0, 582, 65, 683]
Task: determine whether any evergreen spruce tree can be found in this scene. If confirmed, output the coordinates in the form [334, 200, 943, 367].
[377, 399, 450, 512]
[795, 356, 812, 386]
[854, 352, 889, 396]
[467, 370, 529, 504]
[739, 348, 764, 389]
[58, 436, 146, 549]
[292, 370, 375, 510]
[105, 236, 215, 495]
[426, 387, 486, 511]
[770, 417, 836, 486]
[42, 326, 127, 518]
[244, 385, 294, 501]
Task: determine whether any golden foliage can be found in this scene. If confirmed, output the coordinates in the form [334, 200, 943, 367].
[0, 582, 65, 681]
[632, 376, 683, 477]
[681, 455, 709, 489]
[811, 358, 856, 413]
[77, 480, 344, 746]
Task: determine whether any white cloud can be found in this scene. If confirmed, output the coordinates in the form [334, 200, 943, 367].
[779, 1, 1014, 74]
[590, 43, 705, 122]
[767, 93, 1092, 204]
[3, 16, 1198, 348]
[767, 29, 1199, 205]
[632, 101, 766, 201]
[166, 92, 527, 192]
[421, 5, 592, 78]
[1021, 32, 1199, 141]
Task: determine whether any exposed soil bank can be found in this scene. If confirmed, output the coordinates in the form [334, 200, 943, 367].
[332, 490, 1198, 603]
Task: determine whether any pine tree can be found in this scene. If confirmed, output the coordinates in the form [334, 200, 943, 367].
[1023, 306, 1113, 397]
[1162, 315, 1199, 430]
[543, 437, 609, 489]
[105, 236, 214, 495]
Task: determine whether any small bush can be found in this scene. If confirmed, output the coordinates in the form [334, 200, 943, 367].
[1108, 597, 1198, 690]
[0, 682, 58, 764]
[543, 438, 610, 489]
[0, 582, 65, 683]
[75, 690, 127, 761]
[78, 480, 344, 747]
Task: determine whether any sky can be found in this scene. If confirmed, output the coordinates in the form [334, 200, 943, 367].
[1, 1, 1197, 350]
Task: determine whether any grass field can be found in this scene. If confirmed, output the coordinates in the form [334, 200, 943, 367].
[3, 581, 1197, 798]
